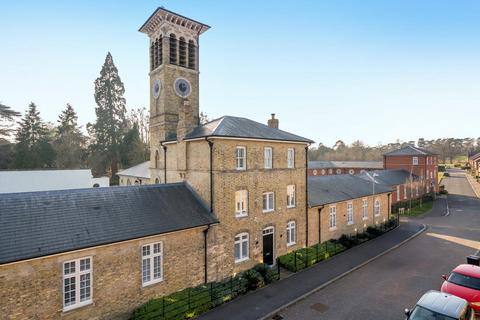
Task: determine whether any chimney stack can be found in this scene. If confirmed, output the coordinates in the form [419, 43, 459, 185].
[177, 99, 196, 141]
[267, 113, 279, 129]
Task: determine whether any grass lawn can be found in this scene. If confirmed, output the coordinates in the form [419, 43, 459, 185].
[402, 201, 434, 217]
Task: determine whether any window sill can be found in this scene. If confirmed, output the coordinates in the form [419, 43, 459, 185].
[347, 222, 354, 225]
[374, 213, 381, 217]
[63, 300, 93, 313]
[235, 257, 249, 264]
[142, 278, 164, 288]
[263, 209, 274, 213]
[329, 227, 337, 231]
[287, 242, 296, 247]
[235, 213, 248, 219]
[236, 168, 246, 171]
[287, 205, 296, 209]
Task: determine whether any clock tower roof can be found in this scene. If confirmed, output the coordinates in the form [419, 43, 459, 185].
[139, 7, 210, 36]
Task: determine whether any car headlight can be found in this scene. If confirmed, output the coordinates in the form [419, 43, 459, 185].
[471, 302, 480, 307]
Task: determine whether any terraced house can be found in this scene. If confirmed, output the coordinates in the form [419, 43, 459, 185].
[0, 8, 312, 319]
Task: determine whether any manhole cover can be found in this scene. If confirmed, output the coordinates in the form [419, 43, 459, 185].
[271, 315, 284, 320]
[311, 302, 329, 313]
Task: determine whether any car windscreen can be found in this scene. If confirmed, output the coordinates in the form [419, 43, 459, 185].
[448, 272, 480, 291]
[410, 306, 457, 320]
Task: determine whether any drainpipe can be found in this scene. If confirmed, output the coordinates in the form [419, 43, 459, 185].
[206, 138, 214, 213]
[203, 225, 210, 283]
[161, 143, 167, 184]
[305, 146, 309, 247]
[317, 205, 324, 244]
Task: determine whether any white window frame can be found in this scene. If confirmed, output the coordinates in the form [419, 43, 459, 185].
[235, 190, 248, 217]
[262, 192, 275, 212]
[416, 185, 419, 196]
[396, 185, 400, 201]
[264, 147, 273, 169]
[374, 198, 381, 216]
[287, 185, 296, 208]
[141, 242, 163, 287]
[236, 146, 246, 170]
[347, 202, 354, 225]
[234, 232, 249, 263]
[286, 221, 296, 246]
[362, 199, 368, 220]
[413, 157, 419, 165]
[404, 185, 407, 200]
[329, 206, 337, 230]
[62, 257, 93, 312]
[287, 148, 295, 168]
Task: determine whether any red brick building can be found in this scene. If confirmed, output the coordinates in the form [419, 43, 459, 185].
[468, 152, 480, 177]
[357, 169, 423, 204]
[308, 160, 383, 176]
[383, 146, 438, 193]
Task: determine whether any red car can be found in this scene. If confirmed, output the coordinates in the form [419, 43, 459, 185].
[441, 264, 480, 315]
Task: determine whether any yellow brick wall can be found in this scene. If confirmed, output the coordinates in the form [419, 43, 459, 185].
[0, 227, 207, 320]
[308, 193, 391, 244]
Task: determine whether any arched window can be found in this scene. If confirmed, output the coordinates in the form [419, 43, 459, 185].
[154, 38, 158, 68]
[93, 183, 100, 188]
[179, 37, 187, 67]
[155, 177, 160, 184]
[157, 35, 162, 66]
[155, 150, 160, 169]
[169, 34, 177, 64]
[150, 42, 154, 71]
[127, 179, 132, 186]
[188, 40, 196, 69]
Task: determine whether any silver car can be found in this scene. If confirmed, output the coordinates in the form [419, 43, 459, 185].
[406, 290, 476, 320]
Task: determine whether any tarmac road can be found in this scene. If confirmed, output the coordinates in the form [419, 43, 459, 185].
[273, 169, 480, 320]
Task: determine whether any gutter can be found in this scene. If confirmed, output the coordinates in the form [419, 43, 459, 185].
[317, 205, 324, 244]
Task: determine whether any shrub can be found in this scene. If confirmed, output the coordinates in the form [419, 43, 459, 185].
[243, 269, 265, 290]
[366, 226, 382, 238]
[439, 189, 448, 195]
[253, 263, 277, 284]
[444, 172, 450, 177]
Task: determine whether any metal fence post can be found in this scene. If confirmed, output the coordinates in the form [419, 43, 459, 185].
[294, 251, 297, 272]
[188, 287, 191, 310]
[316, 243, 319, 261]
[230, 276, 233, 296]
[277, 258, 280, 280]
[210, 282, 213, 304]
[162, 297, 165, 318]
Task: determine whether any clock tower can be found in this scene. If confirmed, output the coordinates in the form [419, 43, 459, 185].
[139, 8, 210, 180]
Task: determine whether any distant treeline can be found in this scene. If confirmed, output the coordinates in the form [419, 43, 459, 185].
[309, 139, 480, 163]
[0, 52, 149, 184]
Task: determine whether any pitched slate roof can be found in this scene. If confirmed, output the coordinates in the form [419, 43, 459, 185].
[0, 183, 217, 264]
[308, 160, 383, 169]
[469, 152, 480, 160]
[182, 116, 314, 143]
[308, 174, 392, 207]
[357, 169, 418, 187]
[117, 161, 151, 179]
[384, 145, 435, 156]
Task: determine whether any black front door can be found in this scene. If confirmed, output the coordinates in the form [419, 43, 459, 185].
[263, 232, 274, 265]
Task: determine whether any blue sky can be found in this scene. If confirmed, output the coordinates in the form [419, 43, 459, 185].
[1, 0, 479, 146]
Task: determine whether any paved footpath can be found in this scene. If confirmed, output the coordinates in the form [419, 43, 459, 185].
[197, 221, 424, 320]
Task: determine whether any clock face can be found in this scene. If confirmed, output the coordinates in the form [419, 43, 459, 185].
[174, 78, 192, 98]
[153, 79, 161, 99]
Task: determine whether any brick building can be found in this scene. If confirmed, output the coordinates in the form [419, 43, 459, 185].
[357, 169, 423, 204]
[308, 160, 383, 176]
[0, 7, 396, 320]
[383, 146, 439, 193]
[468, 152, 480, 177]
[307, 174, 391, 244]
